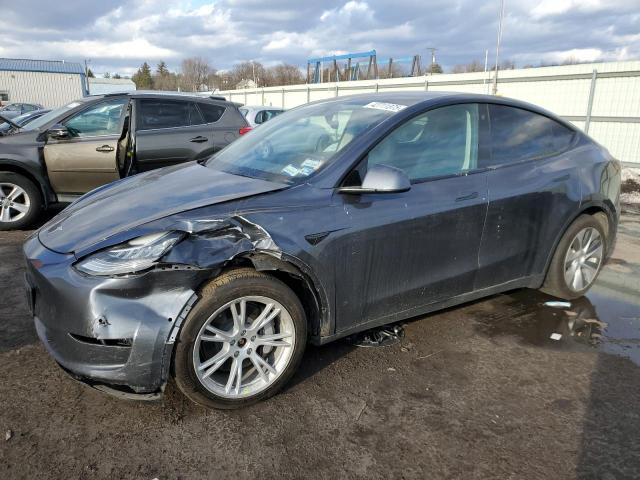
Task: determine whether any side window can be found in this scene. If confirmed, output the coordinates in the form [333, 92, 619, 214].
[64, 98, 127, 137]
[198, 103, 225, 123]
[24, 104, 37, 112]
[487, 105, 575, 166]
[254, 111, 265, 125]
[138, 100, 204, 130]
[365, 103, 479, 182]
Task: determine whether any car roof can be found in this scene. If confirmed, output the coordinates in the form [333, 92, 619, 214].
[241, 105, 285, 110]
[302, 91, 573, 129]
[94, 91, 240, 106]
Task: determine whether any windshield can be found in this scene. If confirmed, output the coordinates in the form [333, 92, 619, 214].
[0, 111, 38, 132]
[21, 101, 84, 131]
[207, 99, 399, 184]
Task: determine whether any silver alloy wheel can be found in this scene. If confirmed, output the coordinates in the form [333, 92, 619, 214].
[192, 296, 296, 399]
[0, 182, 30, 223]
[563, 226, 603, 292]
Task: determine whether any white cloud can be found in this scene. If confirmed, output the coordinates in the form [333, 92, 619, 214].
[531, 0, 604, 19]
[1, 0, 639, 74]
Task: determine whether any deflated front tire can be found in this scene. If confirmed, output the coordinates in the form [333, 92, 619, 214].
[173, 268, 307, 409]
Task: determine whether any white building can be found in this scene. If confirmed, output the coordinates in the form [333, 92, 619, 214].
[0, 58, 88, 108]
[88, 77, 136, 95]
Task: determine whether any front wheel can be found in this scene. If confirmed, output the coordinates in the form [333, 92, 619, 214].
[0, 172, 42, 230]
[173, 268, 307, 409]
[541, 214, 607, 299]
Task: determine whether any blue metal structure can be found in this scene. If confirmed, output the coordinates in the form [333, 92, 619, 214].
[306, 51, 423, 83]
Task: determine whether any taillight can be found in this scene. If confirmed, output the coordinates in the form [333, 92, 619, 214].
[239, 127, 252, 135]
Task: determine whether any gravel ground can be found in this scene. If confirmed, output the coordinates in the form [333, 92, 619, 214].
[1, 213, 639, 480]
[621, 167, 640, 206]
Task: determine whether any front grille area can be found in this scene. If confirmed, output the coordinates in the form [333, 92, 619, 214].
[69, 333, 133, 348]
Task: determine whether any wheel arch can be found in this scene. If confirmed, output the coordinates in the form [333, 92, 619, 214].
[541, 201, 615, 284]
[226, 252, 329, 340]
[0, 160, 53, 207]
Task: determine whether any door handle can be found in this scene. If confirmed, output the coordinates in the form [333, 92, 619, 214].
[455, 191, 479, 202]
[95, 145, 115, 153]
[190, 136, 208, 143]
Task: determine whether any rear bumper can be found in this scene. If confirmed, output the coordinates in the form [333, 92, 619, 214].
[24, 235, 205, 393]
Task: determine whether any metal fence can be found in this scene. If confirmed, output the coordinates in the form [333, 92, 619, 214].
[220, 60, 640, 165]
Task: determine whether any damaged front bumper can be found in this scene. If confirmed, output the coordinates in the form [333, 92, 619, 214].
[24, 235, 206, 395]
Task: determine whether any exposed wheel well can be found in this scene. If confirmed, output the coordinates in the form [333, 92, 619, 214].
[0, 164, 49, 207]
[223, 255, 324, 338]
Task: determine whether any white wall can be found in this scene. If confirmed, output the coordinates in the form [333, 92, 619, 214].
[0, 71, 86, 108]
[88, 78, 136, 95]
[220, 61, 640, 165]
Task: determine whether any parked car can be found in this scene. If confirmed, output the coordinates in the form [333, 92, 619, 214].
[0, 109, 50, 136]
[0, 102, 44, 119]
[239, 105, 285, 127]
[0, 92, 248, 229]
[24, 92, 620, 409]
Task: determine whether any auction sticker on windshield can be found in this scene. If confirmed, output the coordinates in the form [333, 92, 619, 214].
[363, 102, 407, 113]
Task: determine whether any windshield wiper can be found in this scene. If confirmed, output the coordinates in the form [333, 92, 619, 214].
[0, 114, 20, 129]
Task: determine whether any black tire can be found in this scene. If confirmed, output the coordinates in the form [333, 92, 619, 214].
[173, 268, 307, 409]
[541, 214, 607, 299]
[0, 172, 42, 231]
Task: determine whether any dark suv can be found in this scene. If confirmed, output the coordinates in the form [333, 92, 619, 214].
[0, 92, 249, 229]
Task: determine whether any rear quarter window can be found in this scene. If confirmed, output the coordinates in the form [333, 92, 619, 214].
[487, 104, 575, 166]
[198, 103, 226, 123]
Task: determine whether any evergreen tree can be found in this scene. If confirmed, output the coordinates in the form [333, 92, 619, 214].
[86, 68, 95, 78]
[132, 62, 153, 89]
[156, 61, 169, 76]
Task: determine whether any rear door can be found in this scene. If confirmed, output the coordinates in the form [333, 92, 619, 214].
[475, 104, 580, 289]
[134, 98, 213, 172]
[44, 97, 127, 194]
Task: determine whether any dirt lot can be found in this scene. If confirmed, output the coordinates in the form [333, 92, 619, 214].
[1, 213, 640, 480]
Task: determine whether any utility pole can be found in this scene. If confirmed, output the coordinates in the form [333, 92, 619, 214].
[84, 59, 91, 76]
[426, 47, 437, 74]
[493, 0, 505, 95]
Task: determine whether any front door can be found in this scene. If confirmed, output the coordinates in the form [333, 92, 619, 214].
[331, 103, 490, 332]
[44, 98, 128, 195]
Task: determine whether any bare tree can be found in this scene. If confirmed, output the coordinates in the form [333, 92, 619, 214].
[266, 63, 305, 86]
[229, 61, 267, 88]
[450, 59, 486, 74]
[180, 57, 213, 92]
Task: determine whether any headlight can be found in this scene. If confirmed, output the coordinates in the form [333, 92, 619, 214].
[75, 231, 183, 276]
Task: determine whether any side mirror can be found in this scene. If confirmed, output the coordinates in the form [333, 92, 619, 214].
[339, 164, 411, 194]
[47, 124, 70, 139]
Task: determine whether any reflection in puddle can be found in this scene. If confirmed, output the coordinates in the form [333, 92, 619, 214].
[471, 289, 640, 366]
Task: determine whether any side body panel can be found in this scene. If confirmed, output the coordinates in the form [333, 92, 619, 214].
[44, 135, 120, 194]
[475, 150, 583, 288]
[135, 124, 213, 172]
[330, 174, 489, 331]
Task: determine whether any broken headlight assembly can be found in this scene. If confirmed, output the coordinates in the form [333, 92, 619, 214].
[75, 231, 184, 276]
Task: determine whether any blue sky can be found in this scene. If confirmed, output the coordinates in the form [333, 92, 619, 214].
[1, 0, 639, 76]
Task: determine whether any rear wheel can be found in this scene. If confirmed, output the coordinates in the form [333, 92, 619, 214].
[0, 172, 42, 230]
[541, 214, 606, 299]
[174, 268, 307, 409]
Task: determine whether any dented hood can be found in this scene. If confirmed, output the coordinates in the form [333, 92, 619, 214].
[38, 162, 285, 254]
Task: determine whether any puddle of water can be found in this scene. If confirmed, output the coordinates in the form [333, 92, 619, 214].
[472, 212, 640, 366]
[471, 289, 640, 366]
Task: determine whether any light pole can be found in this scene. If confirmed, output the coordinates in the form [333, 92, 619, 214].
[426, 47, 437, 74]
[493, 0, 505, 95]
